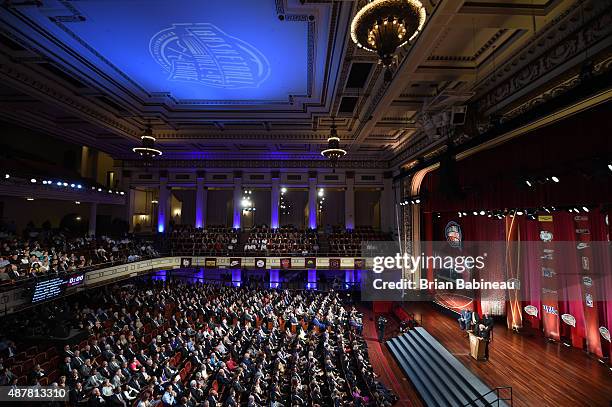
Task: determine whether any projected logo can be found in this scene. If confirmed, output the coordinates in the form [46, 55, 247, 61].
[150, 23, 271, 89]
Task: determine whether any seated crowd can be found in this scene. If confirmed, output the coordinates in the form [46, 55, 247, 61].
[328, 227, 391, 256]
[243, 226, 319, 256]
[0, 231, 157, 283]
[167, 226, 240, 256]
[0, 280, 397, 406]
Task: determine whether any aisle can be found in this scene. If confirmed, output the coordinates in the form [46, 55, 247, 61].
[360, 307, 423, 407]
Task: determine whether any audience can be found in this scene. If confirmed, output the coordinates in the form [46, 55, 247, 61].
[0, 231, 157, 283]
[0, 279, 397, 406]
[167, 226, 239, 256]
[329, 226, 391, 256]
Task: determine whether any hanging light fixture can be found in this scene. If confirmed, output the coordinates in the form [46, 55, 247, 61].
[351, 0, 426, 81]
[321, 119, 346, 170]
[132, 125, 162, 159]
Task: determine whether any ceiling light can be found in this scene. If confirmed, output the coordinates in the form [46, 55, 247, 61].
[516, 211, 524, 215]
[281, 187, 287, 193]
[321, 119, 346, 168]
[525, 180, 532, 187]
[4, 174, 9, 179]
[57, 181, 63, 186]
[351, 0, 426, 81]
[479, 210, 485, 215]
[70, 183, 76, 188]
[133, 125, 162, 159]
[77, 184, 82, 189]
[62, 182, 68, 186]
[608, 163, 612, 172]
[318, 189, 324, 197]
[75, 201, 81, 205]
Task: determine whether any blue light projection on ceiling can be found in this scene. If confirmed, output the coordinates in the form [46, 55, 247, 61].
[149, 23, 271, 89]
[30, 0, 310, 102]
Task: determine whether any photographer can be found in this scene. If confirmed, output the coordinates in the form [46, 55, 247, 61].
[376, 315, 387, 343]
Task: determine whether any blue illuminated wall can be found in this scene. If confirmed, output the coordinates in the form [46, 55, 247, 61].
[39, 0, 309, 102]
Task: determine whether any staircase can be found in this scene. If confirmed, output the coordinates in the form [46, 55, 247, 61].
[387, 327, 510, 407]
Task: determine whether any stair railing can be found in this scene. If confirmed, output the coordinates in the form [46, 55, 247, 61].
[462, 386, 513, 407]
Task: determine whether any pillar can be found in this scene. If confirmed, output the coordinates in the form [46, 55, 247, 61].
[271, 172, 280, 229]
[158, 174, 169, 233]
[307, 269, 317, 290]
[232, 269, 242, 287]
[345, 171, 355, 230]
[233, 171, 242, 229]
[269, 269, 280, 289]
[307, 171, 317, 229]
[195, 172, 207, 228]
[381, 171, 393, 232]
[80, 146, 89, 178]
[88, 202, 97, 236]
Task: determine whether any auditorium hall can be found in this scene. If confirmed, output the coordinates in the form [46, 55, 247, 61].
[0, 1, 611, 406]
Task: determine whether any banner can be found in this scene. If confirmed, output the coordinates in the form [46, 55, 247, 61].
[305, 258, 316, 268]
[255, 258, 266, 269]
[229, 258, 241, 268]
[354, 258, 366, 269]
[180, 257, 193, 268]
[280, 258, 291, 269]
[540, 219, 560, 341]
[329, 258, 341, 269]
[574, 215, 603, 357]
[204, 258, 217, 268]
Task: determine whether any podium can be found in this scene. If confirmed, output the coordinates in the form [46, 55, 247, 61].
[469, 332, 487, 360]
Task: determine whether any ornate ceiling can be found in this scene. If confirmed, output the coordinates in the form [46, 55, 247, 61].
[0, 0, 606, 165]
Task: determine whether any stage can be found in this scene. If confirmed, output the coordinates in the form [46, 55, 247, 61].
[364, 302, 612, 407]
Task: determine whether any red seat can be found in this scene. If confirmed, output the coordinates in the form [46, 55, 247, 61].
[35, 353, 47, 365]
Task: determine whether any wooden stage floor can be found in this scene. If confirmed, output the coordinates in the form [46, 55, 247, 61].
[363, 302, 612, 407]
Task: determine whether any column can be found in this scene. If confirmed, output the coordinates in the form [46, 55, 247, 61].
[195, 172, 207, 228]
[271, 172, 280, 229]
[232, 269, 242, 287]
[307, 171, 317, 229]
[158, 174, 169, 233]
[88, 202, 97, 236]
[380, 171, 393, 232]
[345, 171, 355, 230]
[232, 171, 242, 229]
[80, 146, 89, 178]
[307, 269, 317, 290]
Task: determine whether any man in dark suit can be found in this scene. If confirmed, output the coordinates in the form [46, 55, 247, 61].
[69, 382, 87, 405]
[376, 316, 387, 343]
[479, 313, 494, 359]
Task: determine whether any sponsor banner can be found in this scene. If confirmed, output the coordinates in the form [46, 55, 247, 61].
[255, 258, 266, 269]
[316, 258, 329, 268]
[280, 258, 291, 269]
[292, 258, 305, 268]
[269, 258, 280, 268]
[574, 214, 602, 357]
[340, 258, 354, 268]
[354, 258, 366, 269]
[540, 218, 560, 341]
[561, 314, 576, 327]
[329, 258, 341, 269]
[538, 215, 553, 222]
[216, 257, 230, 267]
[600, 327, 611, 342]
[229, 258, 241, 268]
[204, 258, 217, 268]
[305, 258, 316, 268]
[242, 258, 255, 267]
[180, 257, 192, 268]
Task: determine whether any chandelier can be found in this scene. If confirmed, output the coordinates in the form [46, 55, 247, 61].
[351, 0, 426, 81]
[132, 126, 162, 159]
[321, 120, 346, 168]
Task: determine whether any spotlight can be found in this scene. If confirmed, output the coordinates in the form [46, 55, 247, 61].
[281, 187, 287, 193]
[479, 210, 485, 215]
[70, 183, 76, 188]
[582, 206, 589, 212]
[42, 181, 47, 185]
[62, 182, 68, 187]
[516, 211, 524, 216]
[608, 163, 612, 172]
[108, 190, 112, 193]
[151, 200, 159, 204]
[573, 207, 579, 213]
[241, 199, 251, 208]
[525, 180, 532, 187]
[120, 191, 125, 195]
[76, 216, 81, 221]
[75, 201, 81, 205]
[26, 197, 34, 201]
[97, 188, 102, 192]
[57, 182, 63, 186]
[473, 211, 478, 215]
[318, 189, 324, 197]
[544, 207, 550, 213]
[77, 184, 82, 189]
[462, 212, 467, 216]
[551, 176, 559, 183]
[91, 186, 96, 190]
[4, 174, 9, 179]
[415, 198, 420, 204]
[30, 178, 36, 183]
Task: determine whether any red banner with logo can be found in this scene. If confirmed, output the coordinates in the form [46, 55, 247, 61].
[574, 215, 603, 357]
[540, 218, 560, 340]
